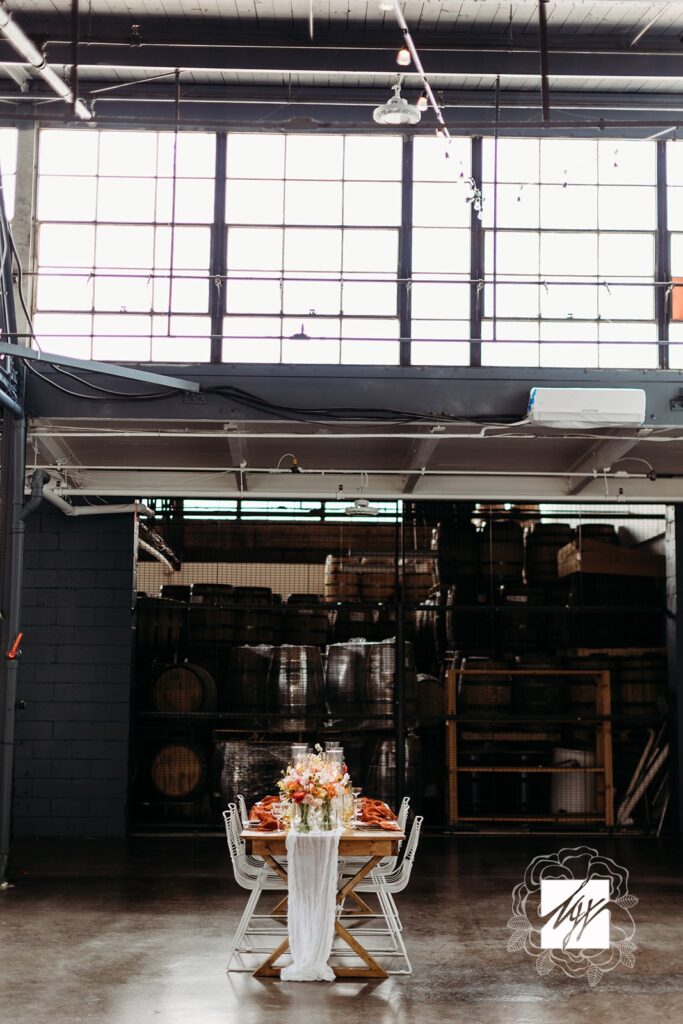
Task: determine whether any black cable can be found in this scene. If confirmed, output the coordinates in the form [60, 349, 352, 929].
[49, 364, 180, 400]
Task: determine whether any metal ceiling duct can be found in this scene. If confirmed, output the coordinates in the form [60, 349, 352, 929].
[0, 3, 93, 120]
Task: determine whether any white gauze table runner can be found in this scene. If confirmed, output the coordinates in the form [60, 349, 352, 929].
[281, 827, 342, 982]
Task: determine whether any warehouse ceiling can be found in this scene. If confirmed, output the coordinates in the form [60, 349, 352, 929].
[24, 363, 683, 502]
[2, 2, 683, 132]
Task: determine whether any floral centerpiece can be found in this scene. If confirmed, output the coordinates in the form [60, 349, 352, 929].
[278, 746, 349, 832]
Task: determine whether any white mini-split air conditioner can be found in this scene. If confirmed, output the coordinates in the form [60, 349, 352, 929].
[527, 387, 646, 429]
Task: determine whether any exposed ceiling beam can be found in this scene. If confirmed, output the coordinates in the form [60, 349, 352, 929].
[2, 41, 683, 83]
[566, 434, 645, 495]
[401, 436, 443, 495]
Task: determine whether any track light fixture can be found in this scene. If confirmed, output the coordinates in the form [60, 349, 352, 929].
[396, 45, 411, 66]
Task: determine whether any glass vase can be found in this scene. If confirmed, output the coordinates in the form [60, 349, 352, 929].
[295, 802, 311, 833]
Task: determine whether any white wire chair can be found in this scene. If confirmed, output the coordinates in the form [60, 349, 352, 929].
[223, 805, 289, 972]
[335, 814, 423, 975]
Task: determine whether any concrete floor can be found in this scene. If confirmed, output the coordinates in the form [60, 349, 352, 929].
[1, 835, 681, 1024]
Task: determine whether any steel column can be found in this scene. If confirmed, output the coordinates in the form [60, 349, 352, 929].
[209, 132, 227, 364]
[469, 138, 483, 367]
[665, 505, 683, 838]
[398, 135, 413, 367]
[656, 139, 670, 370]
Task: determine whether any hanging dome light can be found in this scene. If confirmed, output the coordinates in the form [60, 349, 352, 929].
[373, 82, 421, 126]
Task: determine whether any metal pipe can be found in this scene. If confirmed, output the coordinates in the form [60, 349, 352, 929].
[0, 3, 92, 121]
[42, 486, 154, 517]
[70, 0, 79, 120]
[538, 0, 551, 121]
[0, 387, 22, 418]
[630, 4, 670, 47]
[138, 538, 174, 573]
[20, 468, 50, 521]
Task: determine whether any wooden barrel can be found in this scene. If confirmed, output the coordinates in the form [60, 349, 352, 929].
[525, 523, 573, 585]
[228, 644, 273, 713]
[498, 585, 545, 654]
[191, 583, 234, 605]
[403, 556, 436, 604]
[361, 556, 396, 602]
[431, 519, 480, 588]
[136, 596, 185, 660]
[150, 743, 206, 799]
[187, 604, 235, 652]
[324, 555, 362, 602]
[268, 644, 325, 731]
[150, 663, 217, 713]
[161, 584, 192, 602]
[365, 735, 423, 809]
[479, 520, 524, 585]
[511, 659, 568, 715]
[615, 654, 667, 715]
[284, 594, 328, 646]
[363, 638, 417, 726]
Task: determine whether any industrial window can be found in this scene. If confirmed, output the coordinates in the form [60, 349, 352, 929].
[223, 133, 402, 364]
[33, 129, 215, 360]
[481, 139, 658, 369]
[410, 136, 472, 366]
[0, 128, 17, 222]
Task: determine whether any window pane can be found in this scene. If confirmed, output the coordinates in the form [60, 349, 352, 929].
[33, 312, 93, 358]
[285, 181, 342, 224]
[156, 226, 210, 270]
[97, 178, 155, 222]
[341, 319, 399, 364]
[540, 232, 597, 276]
[284, 228, 341, 271]
[152, 316, 211, 361]
[485, 231, 539, 275]
[344, 136, 402, 180]
[172, 179, 215, 223]
[599, 232, 654, 276]
[39, 130, 98, 175]
[282, 317, 340, 363]
[95, 273, 152, 313]
[481, 183, 540, 230]
[96, 225, 155, 268]
[598, 141, 655, 185]
[223, 316, 282, 362]
[39, 223, 95, 266]
[413, 182, 470, 228]
[99, 132, 158, 176]
[540, 139, 597, 184]
[283, 276, 341, 316]
[36, 270, 93, 312]
[669, 323, 683, 368]
[286, 136, 344, 179]
[411, 283, 469, 319]
[158, 132, 215, 177]
[415, 137, 471, 181]
[413, 228, 470, 275]
[227, 134, 285, 179]
[344, 181, 401, 226]
[598, 280, 653, 320]
[92, 314, 152, 360]
[343, 229, 397, 273]
[226, 180, 284, 224]
[599, 186, 656, 230]
[668, 188, 683, 231]
[412, 320, 469, 365]
[226, 275, 281, 314]
[482, 321, 540, 367]
[37, 176, 97, 221]
[598, 323, 657, 368]
[0, 128, 17, 176]
[540, 281, 597, 320]
[484, 279, 539, 318]
[540, 185, 597, 229]
[540, 321, 598, 368]
[228, 226, 283, 270]
[342, 280, 396, 316]
[483, 139, 539, 183]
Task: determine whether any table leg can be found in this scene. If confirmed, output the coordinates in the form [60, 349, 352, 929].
[252, 853, 389, 980]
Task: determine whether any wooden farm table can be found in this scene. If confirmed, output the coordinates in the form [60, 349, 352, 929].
[241, 827, 405, 980]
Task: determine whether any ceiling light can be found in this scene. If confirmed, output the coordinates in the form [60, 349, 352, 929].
[373, 83, 421, 126]
[416, 90, 428, 112]
[345, 498, 380, 517]
[396, 45, 411, 66]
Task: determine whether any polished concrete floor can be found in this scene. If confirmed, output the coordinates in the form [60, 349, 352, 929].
[1, 834, 682, 1024]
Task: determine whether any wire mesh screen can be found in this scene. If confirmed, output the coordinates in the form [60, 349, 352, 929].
[131, 500, 668, 833]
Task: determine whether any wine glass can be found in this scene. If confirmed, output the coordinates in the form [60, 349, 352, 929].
[271, 801, 285, 831]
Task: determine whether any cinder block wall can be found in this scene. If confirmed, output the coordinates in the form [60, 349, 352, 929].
[12, 504, 136, 837]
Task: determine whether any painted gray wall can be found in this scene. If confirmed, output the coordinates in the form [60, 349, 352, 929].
[12, 504, 136, 837]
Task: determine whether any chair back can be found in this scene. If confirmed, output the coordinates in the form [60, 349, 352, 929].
[397, 796, 410, 833]
[223, 805, 256, 890]
[390, 814, 423, 891]
[237, 793, 249, 826]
